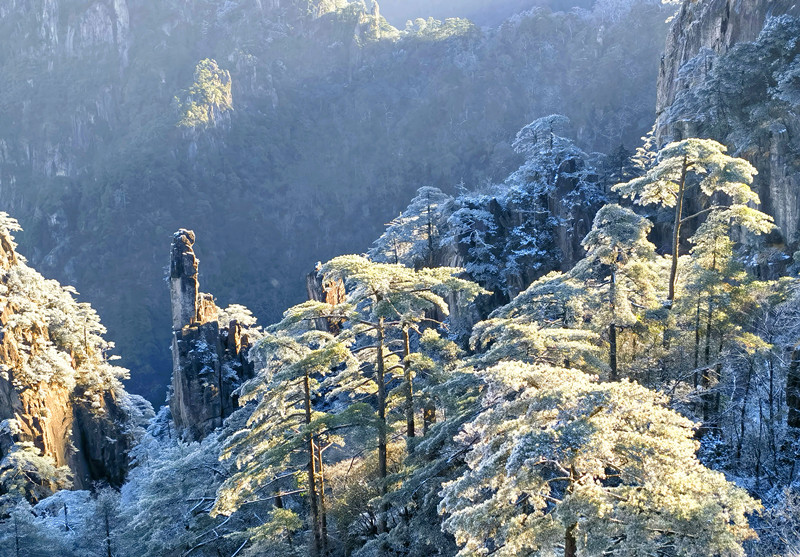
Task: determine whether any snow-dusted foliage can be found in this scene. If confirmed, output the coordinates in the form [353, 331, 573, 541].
[371, 116, 607, 298]
[0, 214, 130, 398]
[369, 186, 454, 267]
[440, 362, 759, 557]
[0, 212, 151, 520]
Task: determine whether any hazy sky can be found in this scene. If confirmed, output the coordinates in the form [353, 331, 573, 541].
[377, 0, 594, 27]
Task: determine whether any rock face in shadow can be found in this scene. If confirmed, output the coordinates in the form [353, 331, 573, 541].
[656, 0, 798, 125]
[656, 0, 800, 247]
[168, 230, 254, 441]
[0, 215, 152, 498]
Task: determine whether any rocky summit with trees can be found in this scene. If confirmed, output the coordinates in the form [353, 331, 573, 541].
[3, 1, 800, 556]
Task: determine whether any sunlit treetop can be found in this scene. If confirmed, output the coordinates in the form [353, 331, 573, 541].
[320, 254, 486, 323]
[439, 361, 760, 557]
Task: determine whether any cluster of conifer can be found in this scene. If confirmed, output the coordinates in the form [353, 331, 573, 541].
[119, 132, 790, 557]
[5, 120, 800, 555]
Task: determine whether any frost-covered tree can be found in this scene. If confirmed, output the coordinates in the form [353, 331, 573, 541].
[667, 16, 800, 154]
[214, 323, 360, 557]
[675, 210, 754, 420]
[320, 255, 484, 534]
[116, 412, 256, 557]
[470, 271, 599, 372]
[573, 204, 659, 379]
[444, 116, 604, 298]
[613, 138, 773, 304]
[0, 442, 71, 506]
[500, 115, 603, 294]
[0, 499, 71, 557]
[369, 186, 453, 267]
[445, 194, 503, 291]
[353, 331, 476, 557]
[439, 361, 760, 557]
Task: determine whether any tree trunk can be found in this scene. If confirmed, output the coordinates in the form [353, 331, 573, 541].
[769, 354, 778, 475]
[701, 296, 716, 422]
[608, 323, 617, 381]
[423, 402, 436, 435]
[376, 317, 389, 534]
[608, 267, 618, 381]
[105, 511, 112, 557]
[564, 522, 578, 557]
[303, 371, 322, 556]
[736, 360, 753, 462]
[667, 155, 688, 305]
[704, 297, 713, 366]
[693, 293, 701, 386]
[403, 325, 415, 440]
[317, 444, 329, 557]
[787, 346, 800, 429]
[14, 513, 19, 557]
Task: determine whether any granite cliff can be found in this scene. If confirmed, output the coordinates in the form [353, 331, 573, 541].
[168, 229, 255, 441]
[0, 214, 151, 501]
[0, 0, 670, 403]
[656, 0, 800, 249]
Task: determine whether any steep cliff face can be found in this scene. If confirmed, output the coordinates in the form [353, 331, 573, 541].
[656, 0, 800, 247]
[168, 230, 255, 441]
[656, 0, 797, 122]
[0, 213, 151, 500]
[0, 0, 130, 185]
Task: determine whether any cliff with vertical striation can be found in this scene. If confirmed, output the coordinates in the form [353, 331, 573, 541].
[656, 0, 798, 125]
[168, 230, 255, 441]
[655, 0, 800, 248]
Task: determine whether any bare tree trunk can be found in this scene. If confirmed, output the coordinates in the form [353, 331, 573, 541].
[105, 511, 112, 557]
[14, 513, 19, 557]
[303, 371, 322, 556]
[694, 293, 701, 386]
[701, 294, 716, 423]
[609, 268, 618, 381]
[787, 346, 800, 429]
[376, 318, 389, 534]
[564, 522, 578, 557]
[769, 355, 778, 475]
[667, 155, 688, 305]
[756, 400, 765, 491]
[704, 297, 713, 366]
[317, 444, 329, 557]
[736, 360, 753, 462]
[609, 323, 617, 381]
[403, 325, 415, 440]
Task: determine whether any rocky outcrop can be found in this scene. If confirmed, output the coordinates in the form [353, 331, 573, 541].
[170, 229, 200, 331]
[169, 230, 254, 441]
[656, 0, 798, 129]
[0, 214, 151, 498]
[306, 266, 346, 333]
[655, 0, 800, 246]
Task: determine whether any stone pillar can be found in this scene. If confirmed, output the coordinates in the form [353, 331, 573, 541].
[170, 229, 199, 331]
[168, 229, 254, 440]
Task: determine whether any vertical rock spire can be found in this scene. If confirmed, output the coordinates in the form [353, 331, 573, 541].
[170, 229, 199, 330]
[168, 230, 254, 440]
